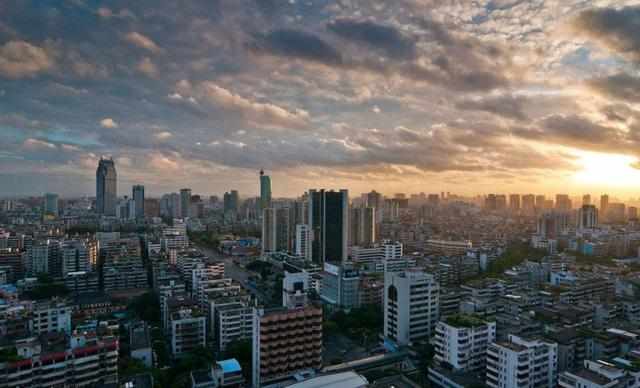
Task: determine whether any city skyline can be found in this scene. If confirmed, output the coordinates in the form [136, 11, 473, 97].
[3, 2, 640, 197]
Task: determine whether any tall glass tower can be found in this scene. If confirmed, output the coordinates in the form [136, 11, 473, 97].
[96, 158, 117, 216]
[260, 170, 272, 212]
[308, 189, 349, 264]
[132, 185, 145, 219]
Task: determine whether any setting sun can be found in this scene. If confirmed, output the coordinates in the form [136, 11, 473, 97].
[573, 151, 640, 187]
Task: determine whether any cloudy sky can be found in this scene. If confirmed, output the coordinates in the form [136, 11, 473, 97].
[3, 0, 640, 198]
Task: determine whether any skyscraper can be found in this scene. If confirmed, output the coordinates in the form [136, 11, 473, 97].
[180, 188, 192, 218]
[577, 205, 598, 230]
[367, 190, 382, 209]
[555, 194, 572, 211]
[132, 185, 145, 219]
[261, 208, 276, 254]
[308, 189, 348, 264]
[600, 194, 609, 215]
[509, 194, 521, 211]
[582, 194, 591, 206]
[259, 170, 271, 213]
[44, 193, 59, 217]
[223, 190, 239, 214]
[96, 158, 117, 216]
[350, 207, 375, 247]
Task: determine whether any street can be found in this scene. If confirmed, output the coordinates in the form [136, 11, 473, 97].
[193, 243, 267, 301]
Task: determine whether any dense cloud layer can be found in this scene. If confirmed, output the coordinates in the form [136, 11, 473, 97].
[0, 0, 639, 196]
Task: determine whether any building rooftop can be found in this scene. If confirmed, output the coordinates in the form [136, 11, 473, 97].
[130, 323, 151, 351]
[571, 369, 612, 385]
[444, 314, 491, 328]
[217, 358, 242, 374]
[191, 369, 214, 385]
[495, 341, 527, 352]
[287, 372, 368, 388]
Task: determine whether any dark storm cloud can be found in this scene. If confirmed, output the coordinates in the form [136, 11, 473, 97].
[456, 95, 528, 120]
[327, 19, 417, 59]
[588, 73, 640, 103]
[512, 114, 632, 155]
[249, 29, 343, 65]
[574, 6, 640, 63]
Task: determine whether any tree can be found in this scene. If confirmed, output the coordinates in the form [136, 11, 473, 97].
[128, 292, 160, 324]
[224, 339, 252, 382]
[24, 275, 70, 300]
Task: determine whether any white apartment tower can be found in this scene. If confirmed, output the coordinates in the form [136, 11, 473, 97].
[384, 270, 439, 346]
[434, 315, 496, 372]
[295, 224, 311, 260]
[486, 335, 558, 388]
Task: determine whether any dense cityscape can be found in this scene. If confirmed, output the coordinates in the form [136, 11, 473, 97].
[1, 158, 640, 387]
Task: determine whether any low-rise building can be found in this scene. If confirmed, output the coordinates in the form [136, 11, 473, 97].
[0, 331, 118, 387]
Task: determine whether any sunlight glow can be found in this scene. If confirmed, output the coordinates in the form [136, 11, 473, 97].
[573, 152, 640, 187]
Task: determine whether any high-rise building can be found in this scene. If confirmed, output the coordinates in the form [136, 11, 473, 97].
[486, 335, 558, 388]
[608, 202, 626, 223]
[577, 205, 598, 230]
[600, 194, 609, 215]
[629, 206, 638, 220]
[366, 190, 382, 210]
[261, 208, 291, 254]
[295, 224, 311, 259]
[537, 211, 569, 239]
[522, 194, 535, 214]
[133, 185, 145, 219]
[115, 196, 136, 220]
[261, 208, 276, 254]
[61, 239, 97, 276]
[433, 315, 496, 372]
[556, 194, 572, 211]
[535, 195, 546, 209]
[275, 208, 291, 252]
[384, 270, 439, 346]
[509, 194, 521, 211]
[44, 193, 59, 217]
[320, 262, 360, 309]
[350, 207, 375, 247]
[180, 188, 192, 218]
[485, 194, 497, 210]
[224, 190, 239, 214]
[252, 305, 323, 388]
[308, 189, 348, 264]
[96, 158, 117, 216]
[259, 170, 272, 213]
[582, 194, 591, 206]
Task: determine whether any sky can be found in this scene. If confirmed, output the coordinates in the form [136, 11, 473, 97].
[3, 0, 640, 198]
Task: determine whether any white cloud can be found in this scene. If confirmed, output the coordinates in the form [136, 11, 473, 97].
[176, 80, 310, 130]
[125, 32, 161, 54]
[23, 138, 56, 150]
[100, 118, 119, 128]
[155, 131, 173, 140]
[0, 41, 53, 79]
